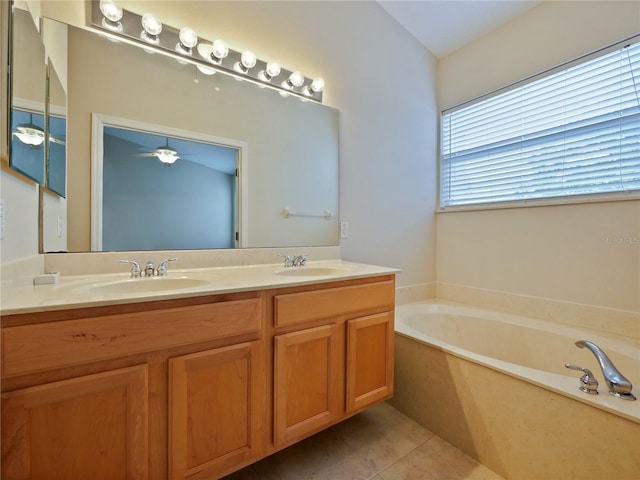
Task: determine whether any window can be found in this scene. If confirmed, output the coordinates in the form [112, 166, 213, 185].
[440, 37, 640, 209]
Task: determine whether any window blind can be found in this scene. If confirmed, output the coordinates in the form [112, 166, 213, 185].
[440, 39, 640, 208]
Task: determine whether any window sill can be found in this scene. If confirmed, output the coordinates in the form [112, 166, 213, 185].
[436, 191, 640, 214]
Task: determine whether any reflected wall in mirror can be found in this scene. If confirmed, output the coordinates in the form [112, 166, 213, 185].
[32, 16, 339, 253]
[9, 7, 45, 184]
[94, 120, 240, 251]
[47, 62, 67, 197]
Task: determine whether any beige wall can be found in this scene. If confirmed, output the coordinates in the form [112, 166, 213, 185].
[437, 1, 640, 312]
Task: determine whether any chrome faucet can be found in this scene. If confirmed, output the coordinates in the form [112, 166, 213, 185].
[144, 260, 155, 277]
[292, 254, 309, 267]
[575, 340, 636, 401]
[157, 258, 178, 276]
[279, 253, 310, 268]
[119, 260, 142, 278]
[279, 254, 293, 268]
[565, 363, 599, 395]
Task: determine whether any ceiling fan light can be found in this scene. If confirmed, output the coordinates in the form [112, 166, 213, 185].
[154, 148, 180, 164]
[14, 125, 45, 146]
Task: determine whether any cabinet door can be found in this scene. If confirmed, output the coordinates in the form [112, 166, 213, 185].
[346, 312, 394, 412]
[274, 324, 340, 446]
[1, 365, 149, 480]
[169, 341, 264, 480]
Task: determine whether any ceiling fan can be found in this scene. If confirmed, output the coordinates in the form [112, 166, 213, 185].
[135, 137, 182, 165]
[12, 113, 66, 148]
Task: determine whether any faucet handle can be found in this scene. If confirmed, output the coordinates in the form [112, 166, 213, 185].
[119, 260, 142, 278]
[278, 253, 293, 268]
[157, 258, 178, 276]
[565, 363, 599, 395]
[293, 254, 310, 267]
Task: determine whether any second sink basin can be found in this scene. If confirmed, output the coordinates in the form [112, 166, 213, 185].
[88, 276, 214, 295]
[275, 267, 352, 277]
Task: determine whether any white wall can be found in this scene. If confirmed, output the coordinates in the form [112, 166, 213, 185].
[437, 1, 640, 312]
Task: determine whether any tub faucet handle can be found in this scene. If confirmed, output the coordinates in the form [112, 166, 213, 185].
[565, 363, 599, 395]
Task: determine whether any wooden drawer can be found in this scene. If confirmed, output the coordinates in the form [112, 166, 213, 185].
[2, 298, 262, 377]
[274, 280, 394, 328]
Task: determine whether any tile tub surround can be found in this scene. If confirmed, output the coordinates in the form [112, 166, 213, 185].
[436, 282, 640, 342]
[394, 282, 639, 343]
[222, 402, 503, 480]
[390, 333, 640, 480]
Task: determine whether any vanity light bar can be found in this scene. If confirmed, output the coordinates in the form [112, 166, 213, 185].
[90, 1, 324, 103]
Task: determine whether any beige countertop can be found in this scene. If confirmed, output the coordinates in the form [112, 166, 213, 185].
[2, 261, 399, 315]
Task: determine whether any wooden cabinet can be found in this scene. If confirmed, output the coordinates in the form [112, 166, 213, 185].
[273, 324, 340, 446]
[346, 312, 394, 412]
[1, 365, 149, 480]
[271, 277, 395, 449]
[169, 342, 264, 480]
[1, 274, 395, 479]
[1, 292, 263, 480]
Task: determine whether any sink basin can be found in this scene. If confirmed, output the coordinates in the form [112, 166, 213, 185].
[275, 267, 352, 277]
[87, 277, 213, 295]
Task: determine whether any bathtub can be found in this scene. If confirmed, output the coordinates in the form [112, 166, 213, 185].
[390, 300, 640, 480]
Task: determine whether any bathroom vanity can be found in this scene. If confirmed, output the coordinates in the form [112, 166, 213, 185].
[1, 264, 396, 479]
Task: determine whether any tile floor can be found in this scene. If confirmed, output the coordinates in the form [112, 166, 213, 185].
[222, 402, 504, 480]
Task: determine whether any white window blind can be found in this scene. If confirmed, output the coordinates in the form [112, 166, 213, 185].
[440, 38, 640, 209]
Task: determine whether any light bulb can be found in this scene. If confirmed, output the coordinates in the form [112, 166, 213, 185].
[176, 27, 198, 54]
[310, 77, 324, 93]
[241, 51, 257, 69]
[288, 71, 304, 88]
[234, 50, 257, 74]
[141, 13, 162, 42]
[211, 39, 229, 61]
[266, 62, 281, 78]
[99, 0, 123, 22]
[258, 62, 281, 82]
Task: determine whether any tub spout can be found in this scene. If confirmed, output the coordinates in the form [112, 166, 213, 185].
[575, 340, 636, 401]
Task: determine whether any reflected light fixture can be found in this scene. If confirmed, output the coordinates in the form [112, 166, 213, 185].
[99, 0, 123, 31]
[176, 27, 198, 55]
[140, 13, 162, 44]
[12, 113, 45, 147]
[234, 50, 257, 74]
[13, 125, 45, 147]
[196, 65, 217, 76]
[154, 147, 180, 165]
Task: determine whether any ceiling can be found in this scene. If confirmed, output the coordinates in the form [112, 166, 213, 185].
[378, 0, 543, 58]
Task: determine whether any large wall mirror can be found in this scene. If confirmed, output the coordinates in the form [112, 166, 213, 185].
[9, 7, 46, 184]
[10, 6, 340, 253]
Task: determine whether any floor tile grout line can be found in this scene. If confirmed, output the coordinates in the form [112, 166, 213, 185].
[372, 433, 437, 477]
